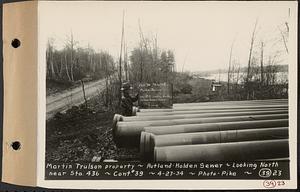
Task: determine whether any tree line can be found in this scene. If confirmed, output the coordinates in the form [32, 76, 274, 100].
[226, 19, 289, 100]
[46, 34, 115, 83]
[47, 35, 175, 83]
[46, 31, 176, 111]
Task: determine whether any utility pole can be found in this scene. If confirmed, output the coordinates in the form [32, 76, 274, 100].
[118, 11, 125, 103]
[124, 42, 128, 81]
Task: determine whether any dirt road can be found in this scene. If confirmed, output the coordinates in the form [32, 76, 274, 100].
[46, 79, 106, 120]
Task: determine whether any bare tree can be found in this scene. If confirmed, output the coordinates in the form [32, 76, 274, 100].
[260, 41, 264, 85]
[138, 19, 149, 52]
[245, 19, 258, 99]
[227, 38, 235, 95]
[68, 31, 75, 81]
[64, 51, 72, 81]
[59, 55, 64, 79]
[246, 19, 258, 84]
[138, 19, 146, 83]
[46, 39, 56, 79]
[181, 52, 188, 73]
[277, 25, 289, 54]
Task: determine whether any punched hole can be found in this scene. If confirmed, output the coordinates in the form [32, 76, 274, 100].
[11, 141, 21, 150]
[11, 38, 21, 48]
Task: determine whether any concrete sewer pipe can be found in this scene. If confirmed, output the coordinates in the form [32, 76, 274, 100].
[153, 139, 289, 162]
[122, 109, 288, 122]
[140, 127, 288, 161]
[173, 99, 287, 107]
[137, 104, 287, 113]
[136, 107, 287, 117]
[143, 119, 288, 135]
[112, 114, 288, 147]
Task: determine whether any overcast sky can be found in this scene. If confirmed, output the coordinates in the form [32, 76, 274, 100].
[39, 1, 295, 72]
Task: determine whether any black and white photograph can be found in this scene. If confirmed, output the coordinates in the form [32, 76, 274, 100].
[37, 1, 297, 189]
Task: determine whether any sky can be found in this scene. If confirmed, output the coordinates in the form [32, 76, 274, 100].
[39, 1, 295, 72]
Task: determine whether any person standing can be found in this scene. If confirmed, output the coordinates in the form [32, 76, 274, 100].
[120, 82, 139, 116]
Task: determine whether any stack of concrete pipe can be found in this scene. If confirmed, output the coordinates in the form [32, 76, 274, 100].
[112, 99, 289, 162]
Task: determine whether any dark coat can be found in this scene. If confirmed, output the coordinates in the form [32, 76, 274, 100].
[121, 94, 139, 116]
